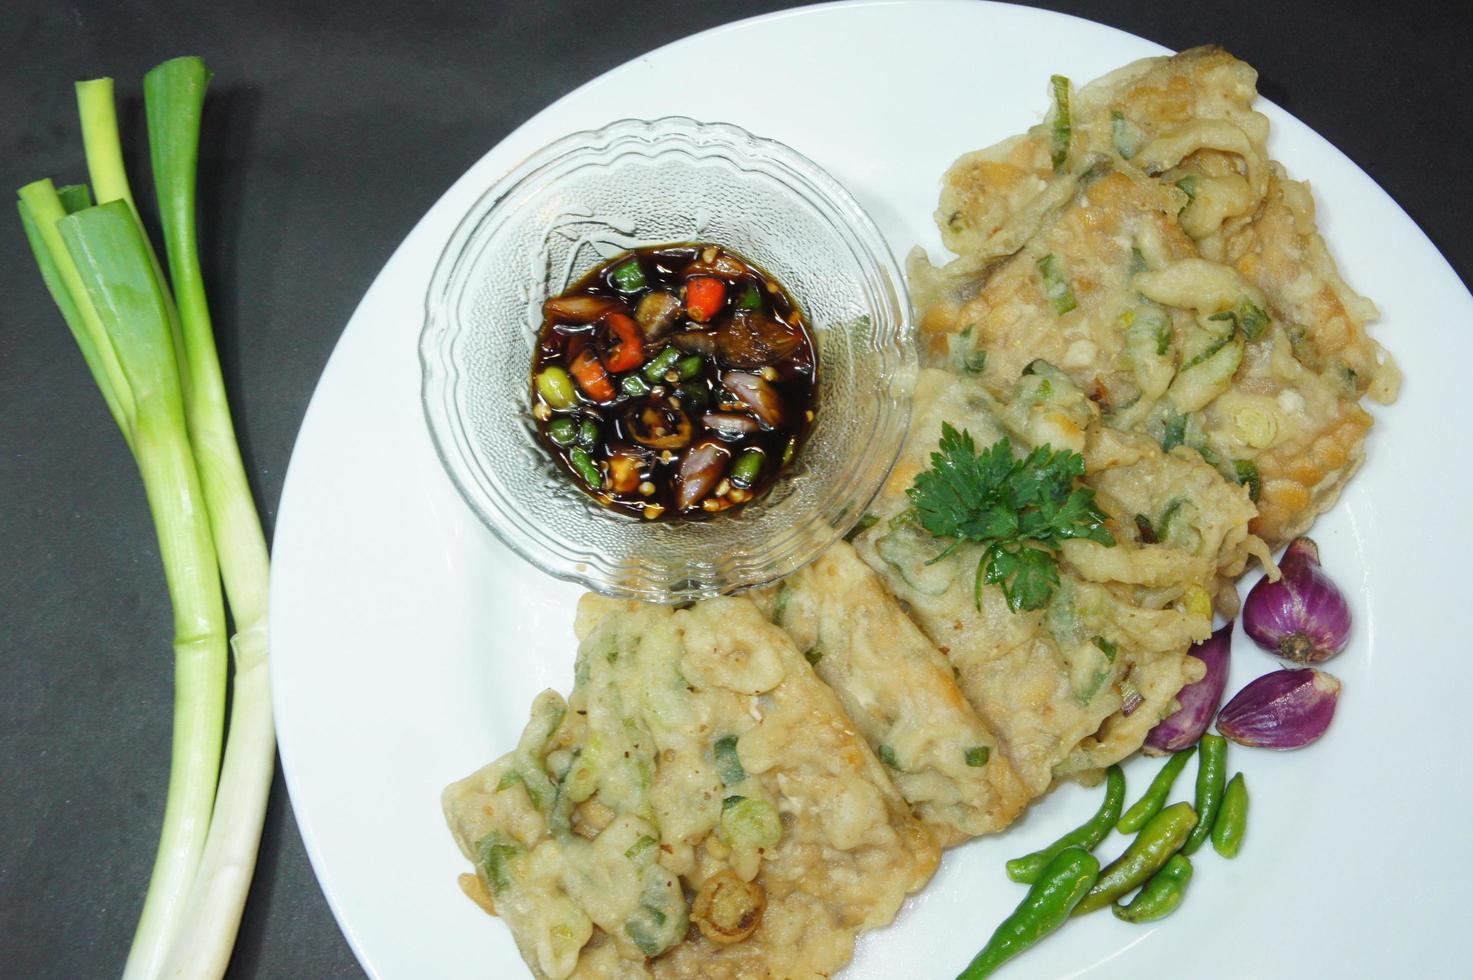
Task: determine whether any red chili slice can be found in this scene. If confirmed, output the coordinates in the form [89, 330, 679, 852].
[569, 347, 616, 402]
[599, 312, 645, 373]
[685, 276, 728, 323]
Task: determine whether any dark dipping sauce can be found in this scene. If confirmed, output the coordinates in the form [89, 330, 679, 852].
[531, 243, 818, 520]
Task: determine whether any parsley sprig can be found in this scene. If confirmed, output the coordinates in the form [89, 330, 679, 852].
[907, 424, 1115, 612]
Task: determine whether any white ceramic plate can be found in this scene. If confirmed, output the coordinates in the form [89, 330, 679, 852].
[271, 2, 1473, 976]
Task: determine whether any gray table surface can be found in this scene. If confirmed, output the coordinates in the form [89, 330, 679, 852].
[3, 1, 1469, 977]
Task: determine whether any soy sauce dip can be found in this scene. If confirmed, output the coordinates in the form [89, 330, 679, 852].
[530, 244, 817, 520]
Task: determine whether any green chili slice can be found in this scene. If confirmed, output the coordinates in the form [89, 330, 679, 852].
[610, 257, 648, 293]
[568, 447, 601, 487]
[730, 449, 764, 489]
[546, 417, 578, 447]
[643, 346, 681, 382]
[736, 282, 762, 310]
[676, 354, 704, 381]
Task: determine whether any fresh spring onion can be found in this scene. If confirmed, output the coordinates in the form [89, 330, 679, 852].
[18, 57, 274, 980]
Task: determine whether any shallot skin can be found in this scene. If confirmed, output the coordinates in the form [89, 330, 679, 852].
[1243, 537, 1351, 664]
[1145, 623, 1233, 754]
[1217, 668, 1341, 750]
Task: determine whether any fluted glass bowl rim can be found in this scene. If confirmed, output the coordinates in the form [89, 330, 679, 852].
[420, 115, 915, 600]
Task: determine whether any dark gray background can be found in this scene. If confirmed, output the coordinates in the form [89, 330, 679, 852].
[2, 1, 1468, 977]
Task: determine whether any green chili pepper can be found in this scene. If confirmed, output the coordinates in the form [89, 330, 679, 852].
[621, 373, 651, 397]
[568, 447, 601, 487]
[736, 282, 762, 311]
[730, 449, 764, 489]
[1072, 802, 1197, 916]
[643, 346, 681, 382]
[1118, 748, 1194, 833]
[576, 420, 599, 449]
[1182, 734, 1227, 855]
[781, 437, 796, 465]
[676, 354, 704, 381]
[965, 746, 991, 767]
[1211, 772, 1248, 858]
[957, 847, 1098, 979]
[610, 257, 647, 293]
[1112, 854, 1193, 923]
[1007, 764, 1125, 883]
[546, 417, 577, 447]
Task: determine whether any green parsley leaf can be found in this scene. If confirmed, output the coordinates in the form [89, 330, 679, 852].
[907, 425, 1115, 612]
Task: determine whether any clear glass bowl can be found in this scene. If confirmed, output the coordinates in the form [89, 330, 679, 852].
[421, 117, 915, 601]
